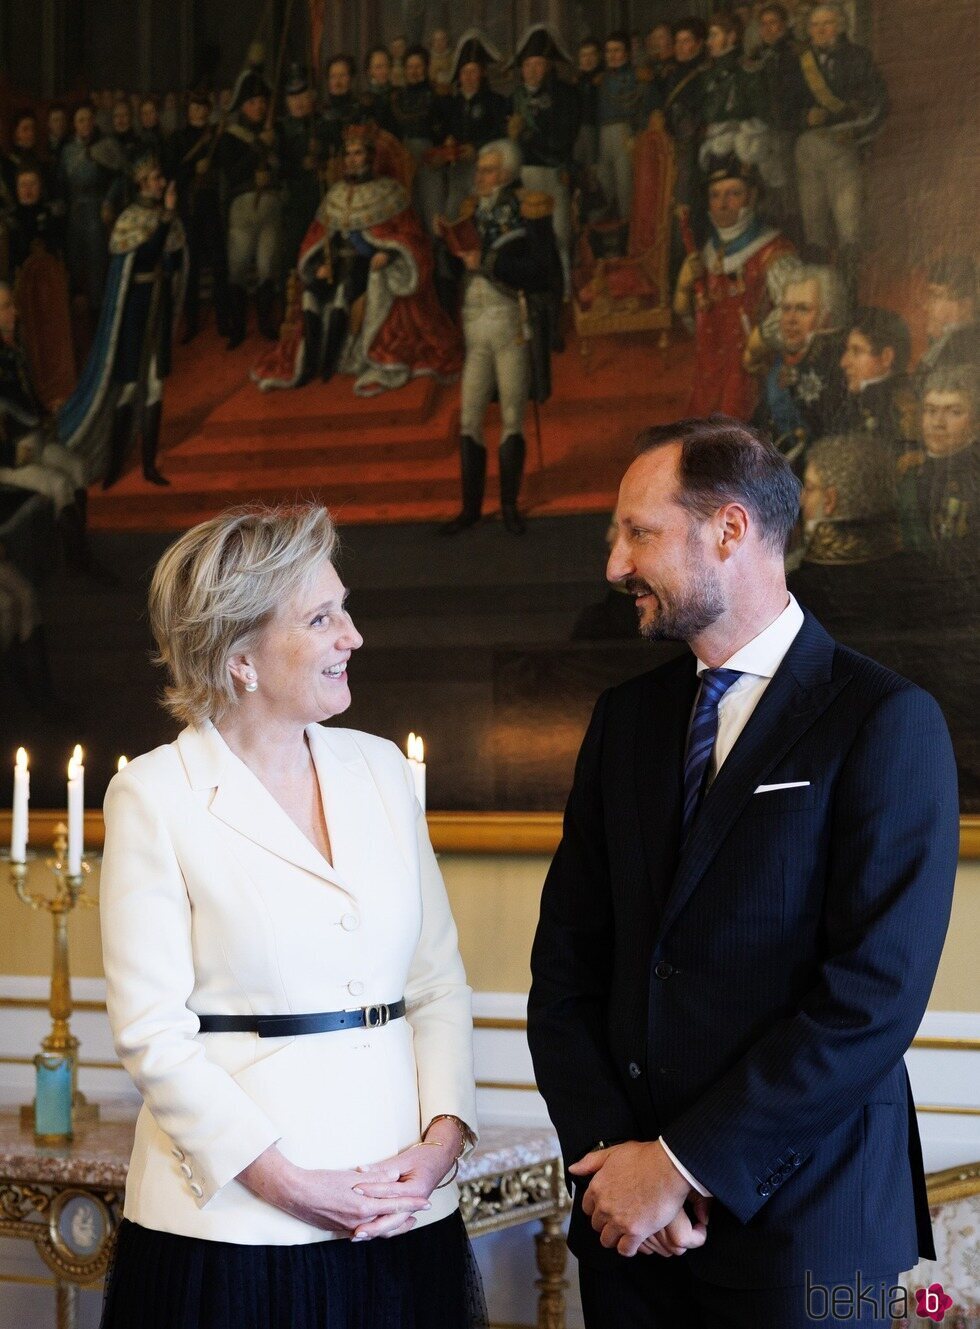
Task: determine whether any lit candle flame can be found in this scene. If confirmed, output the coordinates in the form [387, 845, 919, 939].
[15, 747, 28, 772]
[117, 755, 128, 772]
[406, 733, 424, 763]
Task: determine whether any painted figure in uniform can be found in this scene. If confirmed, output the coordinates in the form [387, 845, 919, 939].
[215, 68, 282, 348]
[389, 45, 446, 234]
[320, 55, 367, 165]
[279, 65, 326, 277]
[438, 33, 508, 226]
[594, 30, 653, 227]
[436, 138, 562, 536]
[173, 90, 228, 343]
[836, 306, 915, 455]
[789, 2, 887, 291]
[507, 24, 580, 297]
[362, 47, 397, 136]
[674, 154, 794, 418]
[751, 259, 848, 463]
[59, 103, 114, 316]
[917, 256, 980, 379]
[662, 18, 710, 241]
[58, 154, 186, 489]
[909, 366, 980, 577]
[644, 23, 676, 86]
[254, 127, 460, 397]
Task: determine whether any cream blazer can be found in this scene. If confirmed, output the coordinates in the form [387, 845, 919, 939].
[100, 720, 477, 1245]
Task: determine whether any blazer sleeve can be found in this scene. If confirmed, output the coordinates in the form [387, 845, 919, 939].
[100, 767, 282, 1206]
[400, 760, 479, 1143]
[528, 691, 643, 1164]
[662, 684, 959, 1223]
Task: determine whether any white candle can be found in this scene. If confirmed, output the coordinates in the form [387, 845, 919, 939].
[67, 745, 84, 876]
[117, 756, 128, 772]
[406, 733, 426, 812]
[11, 748, 29, 863]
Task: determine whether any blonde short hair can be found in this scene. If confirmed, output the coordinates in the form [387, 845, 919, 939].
[149, 503, 339, 726]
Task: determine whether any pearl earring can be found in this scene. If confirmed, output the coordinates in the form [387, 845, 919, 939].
[244, 673, 258, 693]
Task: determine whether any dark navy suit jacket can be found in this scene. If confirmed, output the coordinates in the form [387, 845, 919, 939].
[528, 610, 959, 1288]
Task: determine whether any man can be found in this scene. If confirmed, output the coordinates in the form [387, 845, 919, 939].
[663, 18, 710, 240]
[4, 166, 65, 279]
[2, 112, 44, 201]
[389, 45, 446, 233]
[790, 2, 887, 285]
[46, 104, 70, 167]
[917, 255, 980, 377]
[428, 27, 453, 91]
[278, 64, 326, 272]
[254, 127, 460, 397]
[104, 98, 143, 217]
[215, 68, 283, 347]
[594, 31, 653, 227]
[644, 24, 676, 86]
[0, 282, 92, 569]
[58, 154, 186, 489]
[909, 366, 979, 576]
[753, 3, 800, 238]
[836, 305, 915, 450]
[574, 39, 603, 183]
[795, 430, 902, 569]
[362, 46, 397, 134]
[439, 32, 508, 224]
[173, 89, 228, 342]
[700, 13, 763, 143]
[674, 155, 793, 418]
[137, 97, 171, 173]
[320, 54, 367, 164]
[58, 103, 114, 316]
[508, 24, 580, 297]
[528, 414, 958, 1329]
[436, 139, 561, 536]
[752, 260, 848, 460]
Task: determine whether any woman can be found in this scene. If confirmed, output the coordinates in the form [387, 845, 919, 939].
[100, 504, 485, 1329]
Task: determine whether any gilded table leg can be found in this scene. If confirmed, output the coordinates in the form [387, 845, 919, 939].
[55, 1280, 77, 1329]
[534, 1213, 568, 1329]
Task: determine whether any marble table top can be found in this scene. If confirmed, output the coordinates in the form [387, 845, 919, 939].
[0, 1112, 561, 1189]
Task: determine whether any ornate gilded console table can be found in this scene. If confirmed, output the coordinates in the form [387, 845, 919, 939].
[0, 1114, 571, 1329]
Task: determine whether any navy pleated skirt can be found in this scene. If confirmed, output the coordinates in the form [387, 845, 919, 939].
[100, 1211, 488, 1329]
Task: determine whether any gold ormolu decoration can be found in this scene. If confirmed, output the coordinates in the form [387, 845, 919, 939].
[8, 824, 100, 1131]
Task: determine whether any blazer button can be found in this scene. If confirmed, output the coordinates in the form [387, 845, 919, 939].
[171, 1146, 185, 1161]
[347, 979, 365, 997]
[654, 961, 674, 980]
[341, 914, 359, 931]
[189, 1182, 204, 1198]
[757, 1182, 771, 1198]
[628, 1061, 642, 1079]
[179, 1162, 193, 1179]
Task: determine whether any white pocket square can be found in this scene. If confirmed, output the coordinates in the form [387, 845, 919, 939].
[754, 781, 811, 794]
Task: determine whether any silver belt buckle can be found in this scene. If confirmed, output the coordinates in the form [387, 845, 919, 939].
[364, 1003, 390, 1028]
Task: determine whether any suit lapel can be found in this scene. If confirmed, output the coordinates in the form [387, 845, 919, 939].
[177, 721, 361, 894]
[655, 613, 845, 944]
[635, 654, 699, 909]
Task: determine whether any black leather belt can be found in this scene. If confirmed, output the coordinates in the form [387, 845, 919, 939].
[196, 1000, 406, 1038]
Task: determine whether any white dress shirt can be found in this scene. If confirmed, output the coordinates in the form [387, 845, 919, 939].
[660, 594, 805, 1197]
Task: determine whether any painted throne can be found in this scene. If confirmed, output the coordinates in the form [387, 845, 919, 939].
[572, 111, 677, 356]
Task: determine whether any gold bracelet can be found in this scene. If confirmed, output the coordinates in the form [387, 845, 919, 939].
[423, 1114, 472, 1160]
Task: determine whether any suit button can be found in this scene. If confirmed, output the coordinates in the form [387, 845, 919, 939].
[189, 1182, 204, 1198]
[179, 1162, 193, 1179]
[654, 962, 674, 980]
[628, 1061, 642, 1079]
[347, 980, 365, 997]
[757, 1182, 771, 1198]
[341, 914, 359, 931]
[171, 1146, 185, 1161]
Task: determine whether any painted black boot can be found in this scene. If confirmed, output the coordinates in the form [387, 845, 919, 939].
[320, 308, 349, 382]
[439, 435, 486, 535]
[226, 284, 247, 349]
[141, 401, 169, 486]
[499, 433, 527, 534]
[102, 401, 135, 490]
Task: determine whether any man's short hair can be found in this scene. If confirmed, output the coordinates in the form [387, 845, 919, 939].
[404, 44, 430, 68]
[782, 262, 849, 330]
[923, 366, 980, 419]
[327, 53, 356, 78]
[709, 11, 744, 41]
[807, 434, 898, 522]
[759, 3, 790, 22]
[479, 138, 522, 182]
[927, 255, 977, 304]
[605, 30, 631, 49]
[809, 2, 847, 26]
[850, 306, 912, 374]
[633, 415, 802, 553]
[673, 16, 708, 43]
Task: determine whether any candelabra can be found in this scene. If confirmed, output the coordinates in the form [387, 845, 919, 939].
[8, 823, 100, 1131]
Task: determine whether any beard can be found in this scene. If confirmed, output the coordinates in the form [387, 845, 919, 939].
[623, 542, 726, 643]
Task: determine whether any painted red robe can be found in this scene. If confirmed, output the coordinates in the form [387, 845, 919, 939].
[686, 224, 794, 419]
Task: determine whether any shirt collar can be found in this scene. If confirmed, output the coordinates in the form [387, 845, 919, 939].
[696, 594, 804, 679]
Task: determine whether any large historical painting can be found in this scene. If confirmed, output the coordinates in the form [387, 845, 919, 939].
[0, 0, 977, 816]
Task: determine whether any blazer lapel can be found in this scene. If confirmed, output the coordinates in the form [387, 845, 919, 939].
[177, 722, 355, 892]
[305, 723, 378, 887]
[655, 613, 845, 944]
[635, 654, 699, 910]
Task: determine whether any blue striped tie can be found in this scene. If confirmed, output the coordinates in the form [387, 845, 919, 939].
[682, 668, 743, 838]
